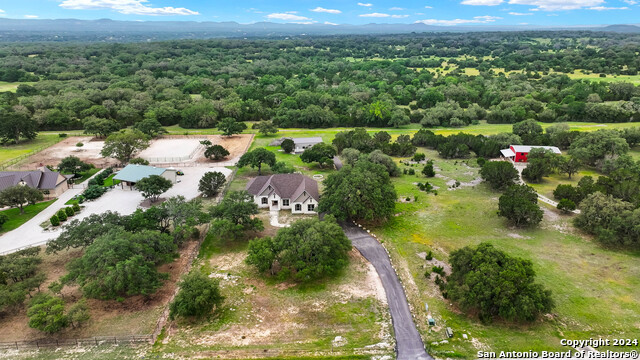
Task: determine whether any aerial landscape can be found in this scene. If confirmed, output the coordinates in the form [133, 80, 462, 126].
[0, 1, 640, 360]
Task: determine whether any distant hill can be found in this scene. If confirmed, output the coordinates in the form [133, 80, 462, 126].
[599, 24, 640, 33]
[0, 18, 639, 42]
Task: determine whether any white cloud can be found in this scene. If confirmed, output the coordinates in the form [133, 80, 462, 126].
[392, 14, 409, 18]
[59, 0, 199, 16]
[424, 6, 433, 8]
[416, 15, 502, 25]
[588, 6, 628, 10]
[324, 21, 338, 25]
[24, 15, 39, 18]
[266, 13, 312, 21]
[359, 12, 390, 17]
[507, 0, 605, 11]
[389, 7, 405, 10]
[461, 0, 504, 5]
[357, 3, 373, 7]
[622, 0, 637, 4]
[311, 7, 341, 14]
[509, 11, 534, 14]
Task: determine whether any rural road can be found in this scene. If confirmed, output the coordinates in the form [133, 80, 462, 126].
[341, 223, 432, 360]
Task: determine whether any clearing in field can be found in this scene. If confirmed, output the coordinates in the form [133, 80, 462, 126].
[155, 221, 393, 359]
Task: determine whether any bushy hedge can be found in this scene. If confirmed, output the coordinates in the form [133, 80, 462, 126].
[82, 185, 107, 200]
[88, 168, 114, 187]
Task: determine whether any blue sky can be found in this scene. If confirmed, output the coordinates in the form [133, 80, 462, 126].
[0, 0, 639, 26]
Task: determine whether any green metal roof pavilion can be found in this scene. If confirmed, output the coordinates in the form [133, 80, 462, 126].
[113, 164, 167, 183]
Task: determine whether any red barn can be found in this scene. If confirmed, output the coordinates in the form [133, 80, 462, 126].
[500, 145, 562, 163]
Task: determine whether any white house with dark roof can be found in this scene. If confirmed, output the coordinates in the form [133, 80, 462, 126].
[292, 137, 323, 153]
[246, 174, 319, 214]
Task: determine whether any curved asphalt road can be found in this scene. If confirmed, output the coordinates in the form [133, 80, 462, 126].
[342, 223, 432, 360]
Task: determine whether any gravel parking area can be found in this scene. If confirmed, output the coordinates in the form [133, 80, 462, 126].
[0, 166, 232, 254]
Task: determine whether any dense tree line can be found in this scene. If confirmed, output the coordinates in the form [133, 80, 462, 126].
[0, 32, 639, 138]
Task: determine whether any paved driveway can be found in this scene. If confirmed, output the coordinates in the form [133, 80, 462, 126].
[341, 223, 432, 360]
[0, 166, 232, 254]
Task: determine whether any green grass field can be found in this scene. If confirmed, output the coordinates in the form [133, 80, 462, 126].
[240, 130, 640, 357]
[0, 134, 62, 166]
[0, 81, 35, 93]
[374, 148, 640, 357]
[0, 200, 56, 234]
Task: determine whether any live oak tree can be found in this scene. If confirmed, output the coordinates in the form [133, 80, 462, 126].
[569, 129, 629, 166]
[0, 108, 37, 144]
[217, 117, 247, 137]
[280, 138, 295, 154]
[246, 216, 351, 282]
[46, 211, 128, 253]
[27, 293, 69, 334]
[83, 117, 120, 138]
[443, 243, 554, 323]
[133, 118, 167, 138]
[198, 171, 226, 197]
[300, 143, 337, 168]
[255, 121, 279, 136]
[237, 148, 276, 175]
[100, 130, 150, 164]
[169, 272, 224, 320]
[0, 185, 44, 214]
[319, 160, 396, 223]
[498, 184, 543, 227]
[58, 156, 92, 177]
[63, 228, 176, 300]
[204, 144, 230, 161]
[136, 175, 173, 203]
[480, 161, 519, 190]
[209, 191, 263, 240]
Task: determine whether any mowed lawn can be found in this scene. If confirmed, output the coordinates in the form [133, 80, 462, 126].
[0, 200, 56, 234]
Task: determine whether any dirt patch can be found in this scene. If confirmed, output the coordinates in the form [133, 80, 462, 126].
[0, 241, 200, 342]
[14, 136, 116, 169]
[11, 134, 254, 170]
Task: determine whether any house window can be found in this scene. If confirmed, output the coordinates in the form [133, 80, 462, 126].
[283, 199, 290, 206]
[295, 204, 302, 211]
[308, 204, 315, 212]
[261, 197, 268, 205]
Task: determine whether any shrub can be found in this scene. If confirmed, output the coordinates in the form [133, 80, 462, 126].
[0, 213, 7, 229]
[59, 133, 68, 138]
[443, 243, 554, 323]
[82, 185, 107, 200]
[76, 142, 84, 147]
[57, 210, 68, 222]
[422, 161, 435, 177]
[425, 251, 433, 261]
[432, 265, 444, 275]
[129, 158, 149, 165]
[498, 184, 543, 227]
[424, 269, 431, 278]
[50, 215, 60, 227]
[72, 203, 81, 212]
[65, 207, 75, 217]
[557, 199, 576, 213]
[413, 153, 426, 162]
[476, 157, 486, 167]
[169, 272, 224, 320]
[27, 294, 68, 334]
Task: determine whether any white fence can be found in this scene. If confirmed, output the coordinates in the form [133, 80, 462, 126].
[145, 144, 204, 164]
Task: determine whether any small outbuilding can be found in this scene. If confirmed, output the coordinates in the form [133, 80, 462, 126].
[113, 164, 177, 189]
[501, 145, 562, 163]
[269, 137, 324, 153]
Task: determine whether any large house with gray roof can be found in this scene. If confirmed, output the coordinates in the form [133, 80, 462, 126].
[246, 174, 319, 214]
[0, 167, 71, 198]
